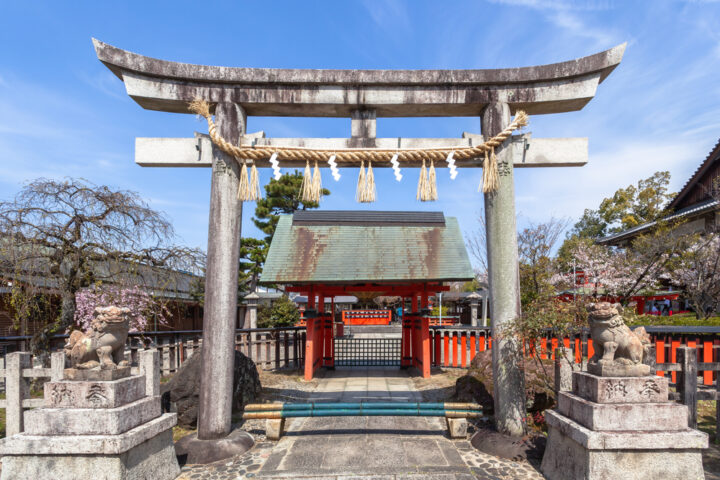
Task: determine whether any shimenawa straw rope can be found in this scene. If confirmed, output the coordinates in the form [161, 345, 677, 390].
[189, 98, 528, 195]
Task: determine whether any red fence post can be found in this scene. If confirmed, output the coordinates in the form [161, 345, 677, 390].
[656, 340, 665, 377]
[444, 333, 450, 367]
[703, 341, 713, 386]
[469, 333, 476, 363]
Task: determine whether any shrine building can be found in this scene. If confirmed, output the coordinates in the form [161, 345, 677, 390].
[260, 210, 474, 379]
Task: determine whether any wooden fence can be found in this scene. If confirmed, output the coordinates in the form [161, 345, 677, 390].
[0, 326, 306, 378]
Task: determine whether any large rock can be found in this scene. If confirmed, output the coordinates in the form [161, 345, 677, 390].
[161, 347, 261, 427]
[455, 350, 555, 413]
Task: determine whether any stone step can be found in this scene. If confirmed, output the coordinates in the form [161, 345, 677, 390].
[544, 410, 707, 450]
[572, 371, 669, 404]
[557, 392, 687, 432]
[0, 413, 177, 455]
[25, 396, 161, 436]
[44, 374, 146, 409]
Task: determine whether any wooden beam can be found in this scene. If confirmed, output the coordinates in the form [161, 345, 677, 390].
[135, 134, 587, 168]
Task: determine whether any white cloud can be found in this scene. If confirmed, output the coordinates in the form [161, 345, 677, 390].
[546, 10, 617, 49]
[360, 0, 411, 34]
[487, 0, 613, 11]
[76, 70, 127, 101]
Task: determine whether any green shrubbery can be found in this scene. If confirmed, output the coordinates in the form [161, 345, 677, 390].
[257, 295, 300, 328]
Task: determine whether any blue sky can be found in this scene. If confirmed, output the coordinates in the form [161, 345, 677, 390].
[2, 1, 720, 269]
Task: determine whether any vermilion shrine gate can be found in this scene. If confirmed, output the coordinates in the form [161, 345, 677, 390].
[259, 210, 474, 380]
[94, 39, 624, 442]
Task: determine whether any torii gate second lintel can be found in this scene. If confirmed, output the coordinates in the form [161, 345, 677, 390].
[94, 39, 625, 440]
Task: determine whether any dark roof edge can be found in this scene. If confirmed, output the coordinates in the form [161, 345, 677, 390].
[667, 137, 720, 211]
[596, 198, 719, 245]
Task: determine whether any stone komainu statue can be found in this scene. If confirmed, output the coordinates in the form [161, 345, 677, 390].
[65, 306, 131, 370]
[587, 302, 650, 366]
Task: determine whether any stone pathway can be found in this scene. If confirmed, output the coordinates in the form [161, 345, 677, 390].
[178, 368, 545, 479]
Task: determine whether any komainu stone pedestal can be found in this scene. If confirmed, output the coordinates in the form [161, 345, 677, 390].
[0, 350, 180, 480]
[541, 372, 708, 480]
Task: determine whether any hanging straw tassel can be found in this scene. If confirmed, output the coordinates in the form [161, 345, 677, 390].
[301, 160, 313, 203]
[362, 160, 376, 203]
[427, 160, 438, 201]
[248, 162, 262, 201]
[311, 160, 322, 203]
[237, 161, 250, 201]
[417, 159, 427, 201]
[480, 148, 500, 194]
[356, 161, 366, 202]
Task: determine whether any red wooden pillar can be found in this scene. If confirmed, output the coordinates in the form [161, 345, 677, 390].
[419, 292, 429, 372]
[320, 294, 334, 368]
[401, 295, 415, 368]
[420, 316, 431, 378]
[304, 289, 318, 380]
[304, 317, 315, 381]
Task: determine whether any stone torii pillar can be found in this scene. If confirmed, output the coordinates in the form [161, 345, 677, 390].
[483, 102, 525, 435]
[197, 102, 245, 440]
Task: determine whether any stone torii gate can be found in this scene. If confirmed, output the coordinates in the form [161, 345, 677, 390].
[94, 39, 624, 443]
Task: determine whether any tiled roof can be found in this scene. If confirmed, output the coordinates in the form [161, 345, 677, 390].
[596, 198, 719, 245]
[667, 137, 720, 210]
[260, 212, 474, 284]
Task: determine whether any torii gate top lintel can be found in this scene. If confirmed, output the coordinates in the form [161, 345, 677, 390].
[93, 38, 625, 117]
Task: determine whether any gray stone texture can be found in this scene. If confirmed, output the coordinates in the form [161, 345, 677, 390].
[0, 413, 177, 455]
[24, 396, 160, 436]
[572, 371, 669, 404]
[541, 370, 708, 480]
[446, 418, 468, 439]
[0, 428, 180, 480]
[93, 38, 626, 117]
[586, 362, 650, 377]
[64, 366, 132, 381]
[45, 375, 146, 408]
[541, 422, 705, 480]
[197, 102, 245, 440]
[557, 391, 688, 431]
[544, 410, 707, 450]
[483, 101, 527, 437]
[266, 418, 285, 440]
[174, 429, 255, 465]
[160, 346, 260, 428]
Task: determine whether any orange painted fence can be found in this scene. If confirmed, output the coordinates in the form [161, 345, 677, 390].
[342, 310, 391, 325]
[429, 326, 720, 386]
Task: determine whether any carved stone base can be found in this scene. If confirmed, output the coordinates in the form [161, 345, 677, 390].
[45, 375, 146, 408]
[24, 397, 160, 436]
[541, 411, 706, 480]
[557, 392, 687, 432]
[64, 366, 131, 381]
[573, 371, 668, 404]
[587, 362, 650, 377]
[0, 426, 179, 480]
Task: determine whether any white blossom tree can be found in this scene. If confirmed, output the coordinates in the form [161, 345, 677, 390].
[669, 234, 720, 319]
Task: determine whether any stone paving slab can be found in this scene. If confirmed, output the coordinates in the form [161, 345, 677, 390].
[178, 368, 545, 480]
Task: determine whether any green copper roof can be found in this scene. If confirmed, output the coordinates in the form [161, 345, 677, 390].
[260, 211, 474, 285]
